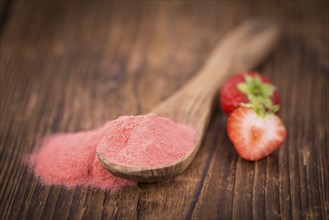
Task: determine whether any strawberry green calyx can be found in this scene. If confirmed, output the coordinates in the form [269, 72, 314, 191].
[237, 74, 280, 116]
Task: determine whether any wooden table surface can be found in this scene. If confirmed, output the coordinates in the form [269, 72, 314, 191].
[0, 1, 328, 219]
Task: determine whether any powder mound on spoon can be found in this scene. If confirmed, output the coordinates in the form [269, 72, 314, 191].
[97, 113, 196, 167]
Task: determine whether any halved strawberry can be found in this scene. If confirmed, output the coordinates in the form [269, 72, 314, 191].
[227, 107, 286, 161]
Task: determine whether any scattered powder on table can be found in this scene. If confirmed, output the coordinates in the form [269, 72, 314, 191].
[26, 121, 135, 191]
[26, 113, 196, 190]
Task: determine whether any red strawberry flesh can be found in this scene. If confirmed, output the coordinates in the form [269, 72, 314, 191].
[227, 107, 286, 161]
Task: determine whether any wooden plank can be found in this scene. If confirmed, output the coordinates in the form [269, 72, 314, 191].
[0, 1, 328, 219]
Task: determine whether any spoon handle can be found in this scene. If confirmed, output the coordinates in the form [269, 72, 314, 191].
[153, 20, 280, 132]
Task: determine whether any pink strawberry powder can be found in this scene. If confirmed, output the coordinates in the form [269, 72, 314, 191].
[26, 121, 135, 190]
[97, 113, 196, 167]
[26, 113, 195, 190]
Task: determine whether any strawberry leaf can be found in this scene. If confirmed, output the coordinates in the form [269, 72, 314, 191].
[237, 74, 279, 116]
[237, 84, 250, 94]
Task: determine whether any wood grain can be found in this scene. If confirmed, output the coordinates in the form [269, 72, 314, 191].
[0, 1, 328, 219]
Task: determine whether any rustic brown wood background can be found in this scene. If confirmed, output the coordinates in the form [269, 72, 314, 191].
[0, 1, 328, 219]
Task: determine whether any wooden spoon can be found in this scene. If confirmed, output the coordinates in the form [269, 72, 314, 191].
[98, 20, 280, 182]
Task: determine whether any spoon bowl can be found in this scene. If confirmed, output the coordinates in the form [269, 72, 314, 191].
[97, 20, 280, 181]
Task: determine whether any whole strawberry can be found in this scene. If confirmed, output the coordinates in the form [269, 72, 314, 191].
[220, 71, 280, 115]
